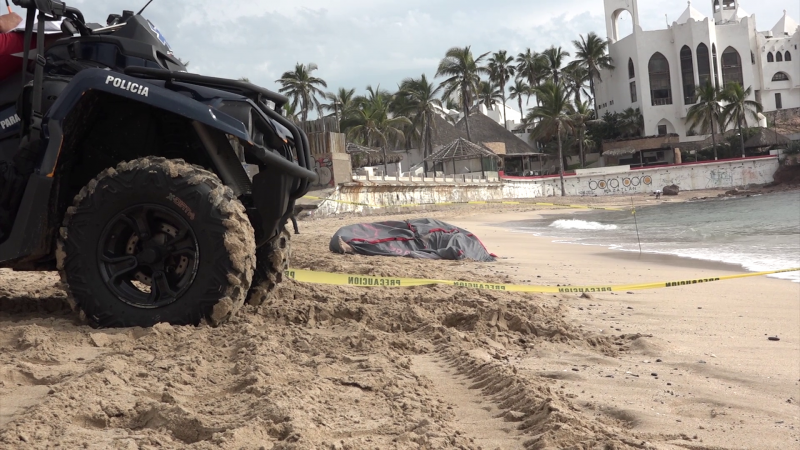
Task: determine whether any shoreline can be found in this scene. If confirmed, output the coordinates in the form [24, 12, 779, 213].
[483, 193, 800, 284]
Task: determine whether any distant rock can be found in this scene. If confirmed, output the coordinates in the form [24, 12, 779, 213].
[662, 185, 680, 196]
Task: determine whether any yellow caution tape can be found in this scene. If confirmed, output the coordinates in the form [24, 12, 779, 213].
[301, 196, 624, 211]
[284, 267, 800, 293]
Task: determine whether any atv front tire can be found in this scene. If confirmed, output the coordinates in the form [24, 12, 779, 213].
[57, 157, 256, 328]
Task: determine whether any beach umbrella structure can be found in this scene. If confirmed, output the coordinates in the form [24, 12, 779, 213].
[424, 137, 500, 179]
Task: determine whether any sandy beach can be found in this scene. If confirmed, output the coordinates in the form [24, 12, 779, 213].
[0, 189, 798, 449]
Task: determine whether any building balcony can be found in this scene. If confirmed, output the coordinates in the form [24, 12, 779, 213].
[652, 97, 673, 106]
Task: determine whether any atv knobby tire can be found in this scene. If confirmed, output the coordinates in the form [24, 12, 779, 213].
[247, 224, 291, 306]
[57, 157, 256, 328]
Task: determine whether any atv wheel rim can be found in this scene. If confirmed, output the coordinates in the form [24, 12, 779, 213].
[98, 204, 199, 309]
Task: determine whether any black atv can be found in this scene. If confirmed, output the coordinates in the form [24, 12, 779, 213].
[0, 0, 317, 327]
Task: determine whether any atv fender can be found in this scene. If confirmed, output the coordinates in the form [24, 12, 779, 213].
[38, 68, 252, 178]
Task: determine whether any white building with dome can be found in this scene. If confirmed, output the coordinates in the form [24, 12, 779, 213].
[594, 0, 799, 139]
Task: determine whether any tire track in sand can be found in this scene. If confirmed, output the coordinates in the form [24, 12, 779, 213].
[411, 352, 525, 450]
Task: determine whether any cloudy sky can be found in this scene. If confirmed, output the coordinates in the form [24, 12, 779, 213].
[54, 1, 796, 99]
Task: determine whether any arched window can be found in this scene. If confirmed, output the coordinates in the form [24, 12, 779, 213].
[628, 58, 635, 79]
[721, 47, 743, 87]
[649, 52, 672, 106]
[776, 52, 783, 62]
[786, 52, 792, 61]
[713, 0, 720, 11]
[697, 43, 711, 87]
[772, 72, 789, 81]
[751, 51, 755, 64]
[712, 44, 719, 88]
[767, 52, 774, 62]
[680, 46, 696, 104]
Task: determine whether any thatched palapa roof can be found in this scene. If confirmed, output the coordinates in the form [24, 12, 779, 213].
[743, 128, 791, 149]
[429, 114, 468, 147]
[678, 129, 740, 152]
[424, 138, 499, 162]
[455, 112, 535, 154]
[346, 142, 403, 169]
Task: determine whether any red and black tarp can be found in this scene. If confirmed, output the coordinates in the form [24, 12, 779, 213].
[329, 218, 496, 262]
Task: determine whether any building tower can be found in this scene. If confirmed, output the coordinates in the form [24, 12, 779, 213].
[604, 0, 640, 43]
[712, 0, 739, 23]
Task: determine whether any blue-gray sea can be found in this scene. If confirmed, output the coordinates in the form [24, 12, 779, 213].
[501, 191, 800, 283]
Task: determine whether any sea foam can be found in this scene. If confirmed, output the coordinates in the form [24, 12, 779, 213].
[549, 219, 618, 231]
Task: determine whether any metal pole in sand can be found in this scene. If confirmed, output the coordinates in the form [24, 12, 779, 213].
[631, 197, 642, 255]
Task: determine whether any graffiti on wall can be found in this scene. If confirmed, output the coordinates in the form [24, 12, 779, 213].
[705, 168, 732, 188]
[314, 156, 333, 187]
[587, 175, 653, 194]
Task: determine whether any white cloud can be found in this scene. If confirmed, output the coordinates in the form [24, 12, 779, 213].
[37, 0, 796, 96]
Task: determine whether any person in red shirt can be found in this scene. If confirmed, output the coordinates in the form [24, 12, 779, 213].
[0, 10, 26, 81]
[0, 10, 64, 82]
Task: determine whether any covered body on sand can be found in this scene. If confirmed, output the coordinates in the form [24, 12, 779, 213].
[329, 218, 496, 261]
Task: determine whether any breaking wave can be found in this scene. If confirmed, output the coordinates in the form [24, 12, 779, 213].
[549, 219, 618, 231]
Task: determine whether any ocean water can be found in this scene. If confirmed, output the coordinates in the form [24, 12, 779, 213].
[501, 191, 800, 283]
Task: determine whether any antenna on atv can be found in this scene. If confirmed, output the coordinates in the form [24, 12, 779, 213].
[136, 0, 155, 15]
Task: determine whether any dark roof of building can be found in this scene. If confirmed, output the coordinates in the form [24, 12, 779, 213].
[424, 138, 499, 162]
[455, 111, 536, 154]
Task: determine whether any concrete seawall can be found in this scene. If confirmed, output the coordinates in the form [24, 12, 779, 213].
[314, 157, 780, 215]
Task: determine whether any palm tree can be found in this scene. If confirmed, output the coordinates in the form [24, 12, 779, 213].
[276, 63, 328, 123]
[570, 101, 594, 168]
[436, 46, 489, 142]
[541, 46, 571, 84]
[619, 107, 644, 137]
[444, 96, 461, 112]
[562, 61, 590, 106]
[346, 87, 411, 175]
[322, 87, 356, 130]
[397, 74, 444, 171]
[508, 79, 532, 123]
[524, 81, 573, 196]
[282, 103, 300, 123]
[515, 49, 548, 105]
[487, 50, 516, 129]
[476, 81, 502, 111]
[686, 82, 724, 160]
[572, 32, 614, 115]
[721, 82, 763, 158]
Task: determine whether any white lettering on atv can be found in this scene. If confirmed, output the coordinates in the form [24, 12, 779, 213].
[105, 75, 149, 97]
[0, 113, 21, 130]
